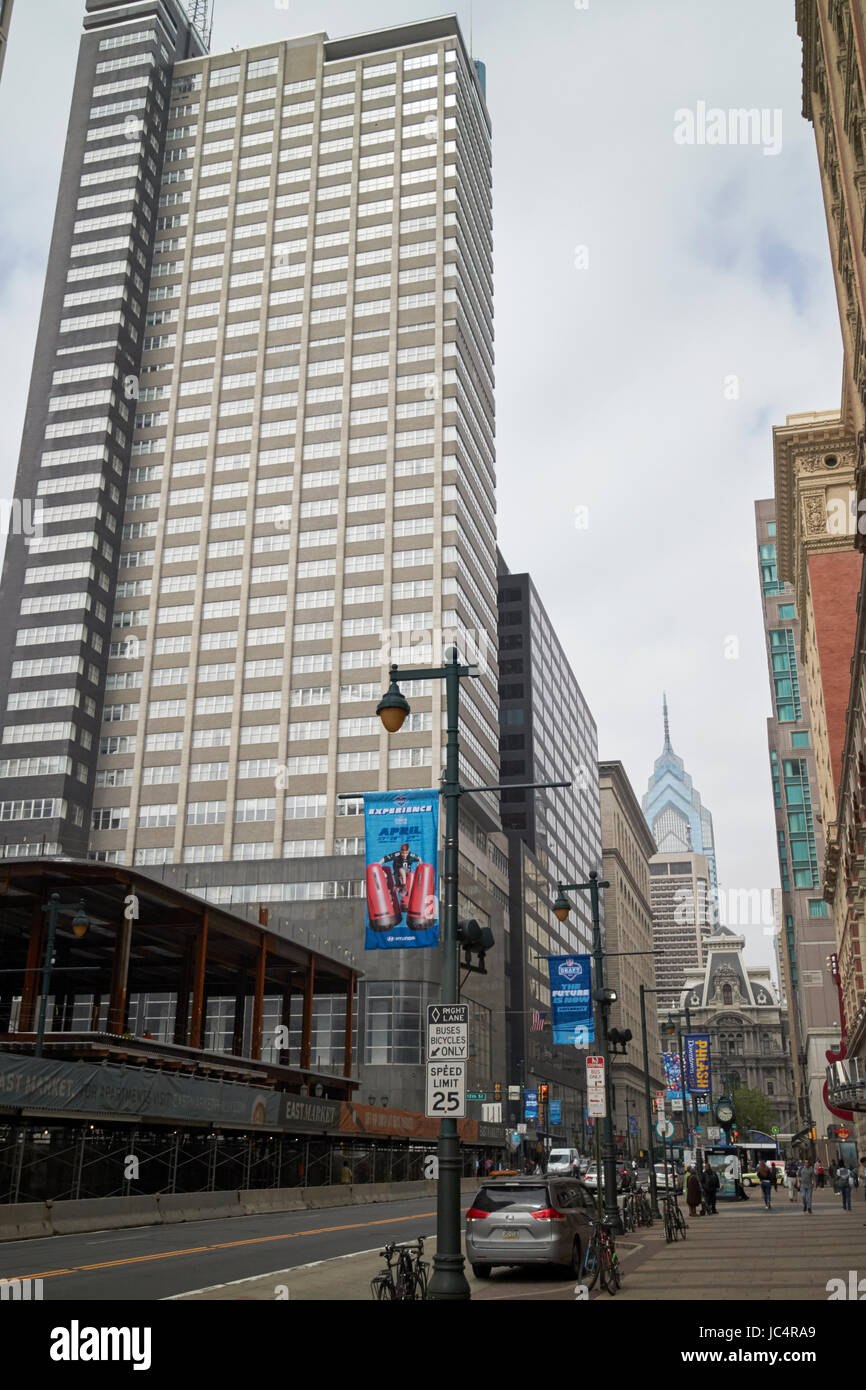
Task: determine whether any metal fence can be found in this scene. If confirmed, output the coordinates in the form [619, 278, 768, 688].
[0, 1125, 485, 1203]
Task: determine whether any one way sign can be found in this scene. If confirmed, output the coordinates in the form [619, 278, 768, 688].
[426, 1003, 468, 1060]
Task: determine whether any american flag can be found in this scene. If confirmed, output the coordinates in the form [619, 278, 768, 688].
[530, 1011, 547, 1032]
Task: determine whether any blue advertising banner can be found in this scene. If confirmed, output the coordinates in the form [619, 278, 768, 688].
[549, 1099, 562, 1126]
[662, 1052, 682, 1101]
[546, 955, 593, 1045]
[524, 1089, 538, 1121]
[684, 1033, 712, 1095]
[363, 790, 439, 950]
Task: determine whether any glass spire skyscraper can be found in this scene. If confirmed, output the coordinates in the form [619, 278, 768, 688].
[642, 695, 718, 891]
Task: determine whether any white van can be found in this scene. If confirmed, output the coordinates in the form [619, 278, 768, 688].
[546, 1147, 581, 1175]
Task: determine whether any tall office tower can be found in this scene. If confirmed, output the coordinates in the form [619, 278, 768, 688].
[647, 851, 713, 1016]
[496, 554, 603, 1146]
[642, 696, 718, 893]
[766, 423, 859, 1137]
[0, 0, 209, 859]
[0, 0, 13, 83]
[598, 760, 663, 1156]
[796, 3, 866, 1138]
[0, 3, 507, 1113]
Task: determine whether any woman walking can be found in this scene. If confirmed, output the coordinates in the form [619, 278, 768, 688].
[798, 1160, 814, 1214]
[686, 1166, 703, 1218]
[835, 1162, 853, 1211]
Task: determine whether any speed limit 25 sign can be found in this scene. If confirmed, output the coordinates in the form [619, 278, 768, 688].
[425, 1061, 466, 1118]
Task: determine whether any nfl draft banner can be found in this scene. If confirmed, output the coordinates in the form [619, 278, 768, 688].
[662, 1051, 682, 1101]
[546, 956, 593, 1046]
[684, 1032, 712, 1095]
[363, 790, 439, 950]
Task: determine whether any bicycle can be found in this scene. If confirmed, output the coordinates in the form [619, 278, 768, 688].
[634, 1184, 654, 1227]
[581, 1217, 621, 1295]
[661, 1191, 687, 1244]
[370, 1238, 428, 1300]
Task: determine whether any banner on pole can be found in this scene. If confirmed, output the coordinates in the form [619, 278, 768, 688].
[662, 1051, 682, 1102]
[546, 955, 593, 1045]
[363, 790, 439, 950]
[684, 1032, 712, 1094]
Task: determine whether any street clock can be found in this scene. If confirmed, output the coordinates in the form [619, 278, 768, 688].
[716, 1098, 734, 1125]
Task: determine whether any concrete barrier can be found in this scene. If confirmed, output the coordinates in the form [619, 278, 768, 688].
[0, 1201, 53, 1241]
[157, 1191, 242, 1224]
[238, 1188, 307, 1217]
[0, 1175, 490, 1239]
[49, 1195, 161, 1236]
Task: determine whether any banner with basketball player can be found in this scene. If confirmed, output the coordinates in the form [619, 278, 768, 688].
[363, 791, 439, 950]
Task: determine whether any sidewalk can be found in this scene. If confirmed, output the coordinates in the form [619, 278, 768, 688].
[173, 1186, 866, 1301]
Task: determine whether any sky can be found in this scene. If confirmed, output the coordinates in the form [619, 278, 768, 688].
[0, 0, 845, 978]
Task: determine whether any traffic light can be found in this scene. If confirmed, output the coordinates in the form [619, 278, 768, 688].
[539, 1083, 549, 1103]
[456, 918, 494, 974]
[493, 1082, 502, 1102]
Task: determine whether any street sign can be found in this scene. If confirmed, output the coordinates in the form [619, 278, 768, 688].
[517, 1123, 527, 1134]
[510, 1132, 520, 1149]
[707, 1126, 721, 1142]
[425, 1061, 466, 1118]
[466, 1091, 486, 1101]
[771, 1126, 780, 1135]
[482, 1103, 502, 1123]
[586, 1056, 606, 1117]
[426, 1004, 468, 1060]
[656, 1118, 675, 1140]
[508, 1085, 521, 1101]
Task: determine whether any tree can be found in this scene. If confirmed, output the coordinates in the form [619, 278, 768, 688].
[731, 1087, 775, 1136]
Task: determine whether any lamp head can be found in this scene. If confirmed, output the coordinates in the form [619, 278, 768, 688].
[553, 887, 571, 922]
[376, 666, 410, 733]
[71, 901, 89, 938]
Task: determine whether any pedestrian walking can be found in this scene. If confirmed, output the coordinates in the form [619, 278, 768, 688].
[701, 1161, 720, 1214]
[861, 1156, 866, 1202]
[785, 1156, 799, 1202]
[815, 1161, 825, 1189]
[757, 1158, 773, 1210]
[834, 1162, 853, 1212]
[686, 1166, 703, 1217]
[798, 1161, 814, 1214]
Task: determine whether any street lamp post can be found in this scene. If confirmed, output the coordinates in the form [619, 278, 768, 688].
[553, 871, 621, 1233]
[35, 894, 89, 1058]
[375, 646, 571, 1301]
[377, 646, 473, 1301]
[639, 983, 663, 1220]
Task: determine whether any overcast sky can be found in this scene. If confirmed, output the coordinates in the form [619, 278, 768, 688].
[0, 0, 843, 977]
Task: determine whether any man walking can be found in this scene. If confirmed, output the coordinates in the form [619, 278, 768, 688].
[798, 1159, 814, 1214]
[757, 1158, 773, 1210]
[701, 1160, 719, 1214]
[785, 1155, 799, 1201]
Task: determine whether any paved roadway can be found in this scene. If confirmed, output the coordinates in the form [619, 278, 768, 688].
[0, 1196, 438, 1301]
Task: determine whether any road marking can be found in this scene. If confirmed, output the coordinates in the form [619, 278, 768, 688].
[0, 1210, 436, 1286]
[165, 1242, 422, 1299]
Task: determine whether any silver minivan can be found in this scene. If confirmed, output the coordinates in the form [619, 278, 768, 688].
[465, 1178, 593, 1279]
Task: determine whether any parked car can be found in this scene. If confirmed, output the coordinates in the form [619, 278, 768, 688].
[546, 1147, 581, 1176]
[465, 1177, 595, 1279]
[581, 1161, 629, 1193]
[653, 1164, 683, 1193]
